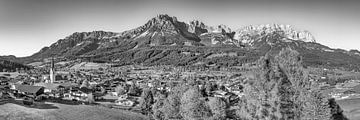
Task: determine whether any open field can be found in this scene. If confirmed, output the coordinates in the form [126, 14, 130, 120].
[0, 72, 26, 78]
[337, 98, 360, 120]
[70, 62, 111, 70]
[0, 100, 148, 120]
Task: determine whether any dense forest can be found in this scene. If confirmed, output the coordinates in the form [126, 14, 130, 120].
[0, 59, 30, 72]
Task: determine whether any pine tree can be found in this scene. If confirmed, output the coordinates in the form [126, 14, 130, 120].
[328, 98, 349, 120]
[237, 56, 282, 120]
[80, 79, 90, 88]
[275, 48, 331, 120]
[152, 94, 166, 120]
[139, 88, 154, 115]
[237, 48, 334, 120]
[161, 83, 187, 119]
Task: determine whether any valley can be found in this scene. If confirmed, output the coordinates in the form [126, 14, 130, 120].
[0, 14, 359, 120]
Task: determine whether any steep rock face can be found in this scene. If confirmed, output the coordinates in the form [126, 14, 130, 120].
[20, 14, 360, 71]
[32, 31, 119, 58]
[234, 24, 316, 46]
[187, 20, 209, 35]
[187, 20, 232, 35]
[119, 14, 202, 47]
[32, 15, 319, 60]
[186, 20, 236, 46]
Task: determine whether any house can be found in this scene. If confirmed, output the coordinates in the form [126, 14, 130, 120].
[118, 94, 129, 100]
[63, 87, 92, 101]
[34, 83, 61, 93]
[115, 99, 134, 106]
[12, 85, 44, 97]
[212, 90, 239, 105]
[64, 89, 88, 101]
[89, 81, 98, 86]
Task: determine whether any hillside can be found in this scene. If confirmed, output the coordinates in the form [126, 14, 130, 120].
[0, 57, 30, 72]
[8, 14, 360, 71]
[0, 102, 147, 120]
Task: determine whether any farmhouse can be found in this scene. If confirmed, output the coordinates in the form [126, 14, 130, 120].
[34, 83, 61, 93]
[11, 85, 44, 96]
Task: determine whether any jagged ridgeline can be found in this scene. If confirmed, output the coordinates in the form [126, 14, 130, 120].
[8, 14, 360, 70]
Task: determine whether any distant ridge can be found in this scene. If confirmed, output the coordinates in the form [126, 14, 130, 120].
[5, 14, 360, 71]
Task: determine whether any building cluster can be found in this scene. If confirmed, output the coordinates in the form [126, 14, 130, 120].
[0, 60, 246, 110]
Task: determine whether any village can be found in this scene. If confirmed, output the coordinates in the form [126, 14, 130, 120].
[0, 59, 246, 113]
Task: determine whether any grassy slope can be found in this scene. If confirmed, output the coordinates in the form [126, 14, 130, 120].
[0, 102, 148, 120]
[337, 98, 360, 120]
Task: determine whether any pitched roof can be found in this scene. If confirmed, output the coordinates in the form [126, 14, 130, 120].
[351, 84, 360, 93]
[15, 85, 44, 94]
[34, 83, 61, 90]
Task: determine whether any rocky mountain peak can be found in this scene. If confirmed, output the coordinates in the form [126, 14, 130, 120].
[120, 14, 181, 39]
[214, 24, 232, 33]
[151, 14, 177, 23]
[63, 31, 119, 41]
[234, 24, 316, 45]
[187, 20, 209, 35]
[189, 20, 206, 28]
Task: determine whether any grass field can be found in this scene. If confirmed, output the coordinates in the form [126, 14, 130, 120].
[337, 98, 360, 120]
[0, 100, 148, 120]
[0, 72, 27, 78]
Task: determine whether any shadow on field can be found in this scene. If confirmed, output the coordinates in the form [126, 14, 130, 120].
[1, 99, 59, 109]
[46, 99, 83, 105]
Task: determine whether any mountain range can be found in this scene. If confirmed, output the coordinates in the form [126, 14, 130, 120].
[1, 14, 360, 71]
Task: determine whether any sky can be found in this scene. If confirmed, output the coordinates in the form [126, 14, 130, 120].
[0, 0, 359, 57]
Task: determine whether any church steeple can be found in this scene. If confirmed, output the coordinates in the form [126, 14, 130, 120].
[50, 57, 55, 83]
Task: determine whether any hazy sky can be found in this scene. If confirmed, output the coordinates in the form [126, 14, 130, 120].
[0, 0, 359, 57]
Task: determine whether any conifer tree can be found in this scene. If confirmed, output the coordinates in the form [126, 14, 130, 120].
[237, 56, 282, 119]
[237, 48, 334, 120]
[152, 94, 166, 120]
[275, 48, 331, 120]
[139, 87, 154, 115]
[161, 83, 188, 119]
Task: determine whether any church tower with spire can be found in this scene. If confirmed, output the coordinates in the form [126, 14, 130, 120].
[49, 57, 55, 83]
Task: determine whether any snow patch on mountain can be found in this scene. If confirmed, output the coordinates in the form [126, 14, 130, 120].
[322, 48, 335, 52]
[134, 30, 149, 39]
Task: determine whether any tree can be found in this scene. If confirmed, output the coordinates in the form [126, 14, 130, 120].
[87, 93, 95, 104]
[128, 84, 141, 96]
[237, 48, 333, 120]
[139, 88, 154, 115]
[275, 48, 331, 120]
[204, 81, 213, 96]
[161, 83, 187, 119]
[80, 79, 90, 88]
[328, 98, 348, 120]
[180, 86, 211, 120]
[161, 93, 182, 119]
[152, 94, 166, 120]
[115, 85, 126, 96]
[236, 56, 282, 120]
[208, 97, 227, 120]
